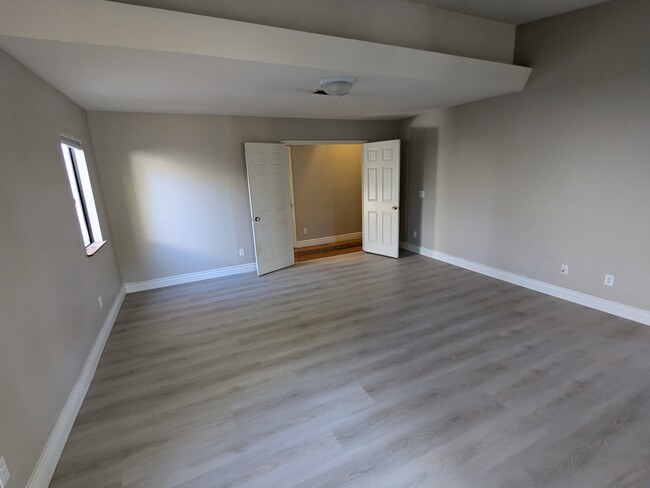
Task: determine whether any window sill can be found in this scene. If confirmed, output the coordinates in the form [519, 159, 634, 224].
[86, 240, 107, 257]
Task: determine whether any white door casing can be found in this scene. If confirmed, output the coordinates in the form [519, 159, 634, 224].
[362, 140, 400, 258]
[244, 143, 295, 275]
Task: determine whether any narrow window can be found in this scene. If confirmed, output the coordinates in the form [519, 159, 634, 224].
[60, 136, 105, 255]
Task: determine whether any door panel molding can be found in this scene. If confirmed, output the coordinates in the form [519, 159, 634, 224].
[244, 143, 295, 275]
[362, 140, 400, 258]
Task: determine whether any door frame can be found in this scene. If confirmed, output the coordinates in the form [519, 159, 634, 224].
[281, 140, 367, 146]
[286, 148, 298, 247]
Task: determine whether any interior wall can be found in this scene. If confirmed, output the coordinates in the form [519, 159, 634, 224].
[112, 0, 515, 63]
[0, 49, 122, 488]
[401, 0, 650, 312]
[291, 145, 362, 243]
[87, 112, 400, 283]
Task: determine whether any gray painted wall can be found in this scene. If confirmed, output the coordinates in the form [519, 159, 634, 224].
[291, 145, 362, 242]
[0, 50, 122, 487]
[402, 0, 650, 311]
[87, 112, 400, 283]
[113, 0, 515, 63]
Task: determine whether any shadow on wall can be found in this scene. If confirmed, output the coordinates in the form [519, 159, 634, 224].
[123, 149, 242, 281]
[407, 127, 439, 248]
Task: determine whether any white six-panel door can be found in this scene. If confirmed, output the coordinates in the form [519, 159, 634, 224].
[362, 140, 400, 258]
[244, 143, 295, 275]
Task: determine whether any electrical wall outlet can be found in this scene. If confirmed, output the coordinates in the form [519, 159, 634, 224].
[98, 296, 103, 308]
[0, 457, 10, 488]
[238, 248, 245, 257]
[419, 190, 426, 198]
[560, 264, 569, 275]
[604, 274, 615, 287]
[413, 230, 418, 238]
[303, 228, 308, 235]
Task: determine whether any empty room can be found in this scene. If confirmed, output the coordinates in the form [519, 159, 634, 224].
[1, 0, 649, 487]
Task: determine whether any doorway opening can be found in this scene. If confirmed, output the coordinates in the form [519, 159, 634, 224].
[244, 139, 400, 275]
[286, 142, 364, 262]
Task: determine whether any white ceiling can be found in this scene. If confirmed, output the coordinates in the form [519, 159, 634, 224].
[0, 0, 531, 120]
[114, 0, 614, 26]
[408, 0, 612, 24]
[0, 37, 524, 120]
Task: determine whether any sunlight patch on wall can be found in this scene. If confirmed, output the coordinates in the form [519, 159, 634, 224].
[128, 150, 235, 257]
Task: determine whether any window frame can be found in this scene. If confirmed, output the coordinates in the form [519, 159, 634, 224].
[59, 135, 106, 256]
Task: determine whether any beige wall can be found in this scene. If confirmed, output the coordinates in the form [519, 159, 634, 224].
[291, 145, 362, 242]
[87, 112, 399, 283]
[114, 0, 515, 63]
[0, 50, 122, 487]
[402, 0, 650, 311]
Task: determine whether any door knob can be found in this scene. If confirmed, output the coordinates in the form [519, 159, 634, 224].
[392, 205, 398, 210]
[254, 217, 261, 222]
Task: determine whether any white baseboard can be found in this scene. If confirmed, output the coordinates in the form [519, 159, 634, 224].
[295, 232, 362, 249]
[124, 263, 256, 293]
[26, 286, 126, 488]
[403, 242, 650, 327]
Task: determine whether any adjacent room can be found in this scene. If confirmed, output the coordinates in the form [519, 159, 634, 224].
[289, 143, 364, 262]
[1, 0, 649, 487]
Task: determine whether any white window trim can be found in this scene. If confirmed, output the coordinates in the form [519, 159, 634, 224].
[60, 135, 106, 256]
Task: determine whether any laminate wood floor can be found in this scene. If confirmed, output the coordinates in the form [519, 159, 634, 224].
[50, 251, 650, 488]
[294, 238, 362, 263]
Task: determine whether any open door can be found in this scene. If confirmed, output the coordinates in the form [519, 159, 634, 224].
[362, 140, 400, 258]
[244, 143, 295, 275]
